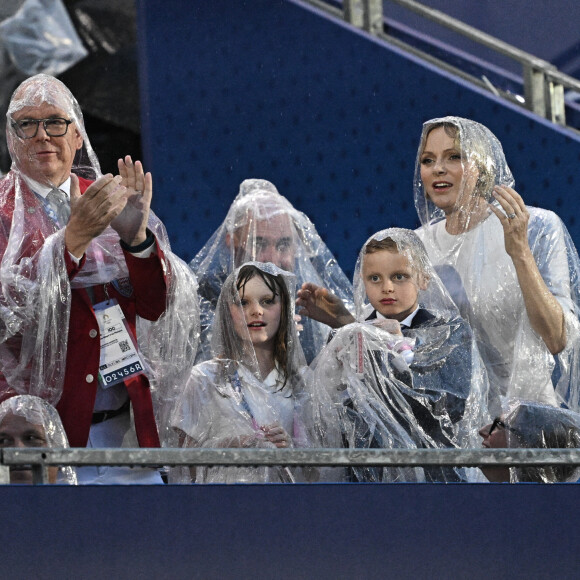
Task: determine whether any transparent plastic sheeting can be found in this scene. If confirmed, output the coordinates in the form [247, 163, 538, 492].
[0, 394, 77, 484]
[0, 74, 199, 445]
[414, 117, 580, 414]
[309, 228, 489, 483]
[170, 262, 318, 484]
[484, 400, 580, 483]
[191, 178, 354, 364]
[0, 0, 88, 76]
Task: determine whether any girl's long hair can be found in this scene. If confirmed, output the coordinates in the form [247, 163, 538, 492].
[213, 262, 298, 390]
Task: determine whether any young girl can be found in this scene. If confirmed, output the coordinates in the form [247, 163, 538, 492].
[170, 262, 311, 483]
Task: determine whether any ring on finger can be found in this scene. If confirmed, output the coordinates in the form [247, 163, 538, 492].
[507, 213, 516, 219]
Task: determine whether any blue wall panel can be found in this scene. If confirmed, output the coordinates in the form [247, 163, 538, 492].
[136, 0, 580, 279]
[2, 483, 579, 579]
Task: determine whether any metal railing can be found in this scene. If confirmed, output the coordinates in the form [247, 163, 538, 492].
[303, 0, 580, 127]
[2, 447, 580, 484]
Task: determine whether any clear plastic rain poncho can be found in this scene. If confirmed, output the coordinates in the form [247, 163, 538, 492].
[414, 116, 580, 414]
[191, 178, 354, 364]
[0, 74, 199, 437]
[0, 394, 77, 484]
[0, 0, 88, 77]
[310, 228, 489, 483]
[487, 400, 580, 483]
[170, 262, 315, 484]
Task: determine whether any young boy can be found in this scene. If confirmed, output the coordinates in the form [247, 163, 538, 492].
[305, 229, 481, 482]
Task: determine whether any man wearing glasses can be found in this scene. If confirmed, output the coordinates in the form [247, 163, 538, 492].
[0, 74, 199, 483]
[479, 402, 580, 483]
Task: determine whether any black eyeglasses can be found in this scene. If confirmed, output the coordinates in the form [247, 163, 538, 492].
[488, 417, 506, 435]
[488, 417, 521, 437]
[11, 117, 73, 139]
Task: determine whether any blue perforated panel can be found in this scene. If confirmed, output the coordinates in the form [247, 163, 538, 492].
[136, 0, 580, 280]
[2, 484, 579, 579]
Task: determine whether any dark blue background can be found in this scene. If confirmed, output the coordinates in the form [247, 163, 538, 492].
[2, 483, 579, 579]
[136, 0, 580, 279]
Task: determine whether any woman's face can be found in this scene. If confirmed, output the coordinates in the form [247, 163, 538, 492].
[478, 418, 510, 482]
[420, 126, 479, 214]
[230, 275, 282, 348]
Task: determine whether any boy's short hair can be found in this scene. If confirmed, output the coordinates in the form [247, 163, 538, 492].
[363, 230, 430, 279]
[364, 237, 398, 254]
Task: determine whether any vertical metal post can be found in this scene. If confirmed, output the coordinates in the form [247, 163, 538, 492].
[363, 0, 383, 34]
[32, 463, 49, 484]
[344, 0, 383, 35]
[546, 81, 566, 125]
[0, 464, 9, 484]
[523, 64, 547, 118]
[343, 0, 364, 27]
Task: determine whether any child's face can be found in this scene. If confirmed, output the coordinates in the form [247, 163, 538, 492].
[230, 275, 282, 348]
[362, 250, 420, 321]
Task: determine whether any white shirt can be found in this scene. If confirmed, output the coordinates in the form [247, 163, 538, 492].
[374, 306, 420, 329]
[170, 360, 298, 483]
[417, 211, 565, 406]
[24, 174, 72, 200]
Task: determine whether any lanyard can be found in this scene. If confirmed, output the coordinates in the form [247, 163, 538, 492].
[230, 370, 295, 483]
[231, 371, 259, 429]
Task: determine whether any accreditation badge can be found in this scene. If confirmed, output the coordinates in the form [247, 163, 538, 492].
[94, 299, 146, 388]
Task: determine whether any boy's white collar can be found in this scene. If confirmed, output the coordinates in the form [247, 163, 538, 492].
[376, 306, 420, 328]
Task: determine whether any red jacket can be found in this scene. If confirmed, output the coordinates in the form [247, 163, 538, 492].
[0, 174, 167, 447]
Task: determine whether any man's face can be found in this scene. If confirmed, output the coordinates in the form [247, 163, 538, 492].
[232, 213, 296, 271]
[10, 102, 83, 187]
[478, 417, 510, 482]
[0, 412, 57, 484]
